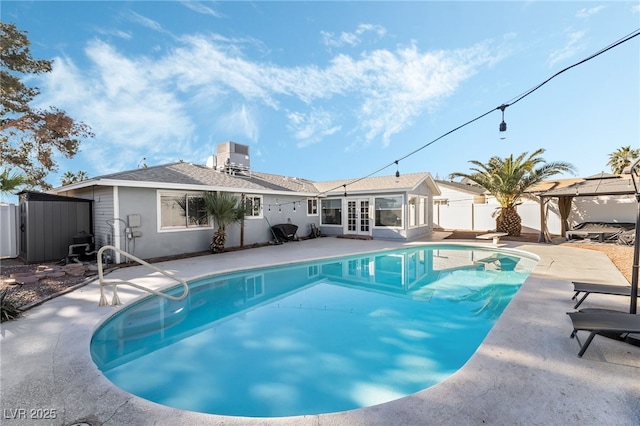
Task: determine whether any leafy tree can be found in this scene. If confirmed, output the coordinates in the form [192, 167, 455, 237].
[0, 168, 26, 197]
[60, 170, 89, 186]
[202, 192, 246, 253]
[0, 21, 93, 190]
[607, 146, 640, 174]
[449, 149, 575, 236]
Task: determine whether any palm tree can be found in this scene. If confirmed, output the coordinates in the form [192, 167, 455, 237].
[0, 169, 26, 197]
[607, 146, 640, 174]
[449, 149, 575, 236]
[202, 192, 246, 253]
[61, 170, 89, 186]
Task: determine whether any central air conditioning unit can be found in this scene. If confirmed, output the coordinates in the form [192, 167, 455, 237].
[216, 141, 250, 173]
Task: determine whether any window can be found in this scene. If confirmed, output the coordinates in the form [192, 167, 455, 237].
[375, 196, 403, 227]
[409, 197, 417, 227]
[159, 192, 210, 230]
[419, 197, 427, 225]
[409, 196, 429, 227]
[244, 195, 262, 218]
[307, 198, 318, 216]
[321, 199, 342, 225]
[245, 274, 264, 300]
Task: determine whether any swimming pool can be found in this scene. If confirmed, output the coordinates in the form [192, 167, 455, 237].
[91, 245, 537, 418]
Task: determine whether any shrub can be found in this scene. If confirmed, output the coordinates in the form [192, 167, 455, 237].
[0, 289, 21, 322]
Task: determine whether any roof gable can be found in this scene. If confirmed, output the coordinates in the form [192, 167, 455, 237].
[314, 172, 439, 195]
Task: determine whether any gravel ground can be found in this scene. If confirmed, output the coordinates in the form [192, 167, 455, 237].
[0, 233, 634, 315]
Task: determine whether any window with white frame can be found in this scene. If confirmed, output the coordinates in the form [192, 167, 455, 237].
[375, 195, 403, 227]
[307, 198, 318, 216]
[244, 195, 262, 218]
[245, 274, 264, 300]
[409, 196, 417, 227]
[321, 199, 342, 225]
[159, 192, 210, 230]
[419, 197, 428, 225]
[409, 196, 429, 227]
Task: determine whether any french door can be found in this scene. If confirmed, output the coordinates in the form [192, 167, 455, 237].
[346, 198, 371, 236]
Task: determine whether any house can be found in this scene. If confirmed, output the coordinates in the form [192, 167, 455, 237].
[50, 142, 440, 263]
[433, 179, 487, 207]
[315, 173, 440, 241]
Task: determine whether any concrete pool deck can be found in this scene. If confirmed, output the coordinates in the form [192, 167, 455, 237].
[1, 236, 639, 425]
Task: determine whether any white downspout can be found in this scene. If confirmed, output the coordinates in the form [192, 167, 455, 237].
[113, 186, 121, 264]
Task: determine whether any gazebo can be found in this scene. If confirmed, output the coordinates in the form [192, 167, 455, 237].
[536, 172, 637, 243]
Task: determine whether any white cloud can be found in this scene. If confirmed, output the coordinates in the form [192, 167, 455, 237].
[180, 1, 223, 18]
[321, 24, 387, 48]
[129, 11, 165, 33]
[576, 5, 605, 18]
[548, 30, 586, 68]
[217, 104, 259, 142]
[37, 40, 195, 175]
[35, 30, 498, 173]
[287, 109, 342, 147]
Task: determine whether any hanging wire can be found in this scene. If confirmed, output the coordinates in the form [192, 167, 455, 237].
[248, 28, 640, 211]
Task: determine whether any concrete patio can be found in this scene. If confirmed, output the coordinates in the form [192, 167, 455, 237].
[1, 236, 639, 425]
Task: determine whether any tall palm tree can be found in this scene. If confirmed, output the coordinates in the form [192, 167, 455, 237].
[449, 149, 575, 236]
[0, 169, 26, 197]
[202, 192, 246, 253]
[61, 170, 89, 185]
[607, 146, 640, 174]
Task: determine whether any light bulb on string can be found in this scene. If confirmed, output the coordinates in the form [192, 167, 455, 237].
[498, 104, 508, 140]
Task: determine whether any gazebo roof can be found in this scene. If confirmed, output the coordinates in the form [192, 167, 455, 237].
[539, 173, 636, 198]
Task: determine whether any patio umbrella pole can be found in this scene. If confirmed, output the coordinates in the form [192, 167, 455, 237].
[631, 191, 640, 314]
[630, 158, 640, 315]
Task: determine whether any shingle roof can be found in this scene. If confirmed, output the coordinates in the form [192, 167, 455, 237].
[314, 173, 434, 195]
[55, 163, 439, 196]
[435, 180, 487, 195]
[89, 162, 320, 194]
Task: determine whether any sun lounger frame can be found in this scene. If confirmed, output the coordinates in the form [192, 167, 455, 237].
[572, 281, 636, 309]
[567, 310, 640, 357]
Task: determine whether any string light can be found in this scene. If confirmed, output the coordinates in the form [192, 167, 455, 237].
[237, 29, 640, 216]
[498, 104, 508, 139]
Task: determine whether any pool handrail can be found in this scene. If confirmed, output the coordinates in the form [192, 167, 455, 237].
[97, 245, 189, 306]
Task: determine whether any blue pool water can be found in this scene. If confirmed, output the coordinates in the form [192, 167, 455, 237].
[91, 245, 537, 418]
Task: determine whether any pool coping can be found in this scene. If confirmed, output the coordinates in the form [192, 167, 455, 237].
[1, 237, 639, 425]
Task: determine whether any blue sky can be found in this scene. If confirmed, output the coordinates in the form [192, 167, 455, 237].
[4, 1, 640, 193]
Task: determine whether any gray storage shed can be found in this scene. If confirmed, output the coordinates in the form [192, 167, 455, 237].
[18, 191, 93, 263]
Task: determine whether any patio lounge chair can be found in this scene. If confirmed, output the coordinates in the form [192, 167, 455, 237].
[572, 281, 639, 309]
[567, 310, 640, 357]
